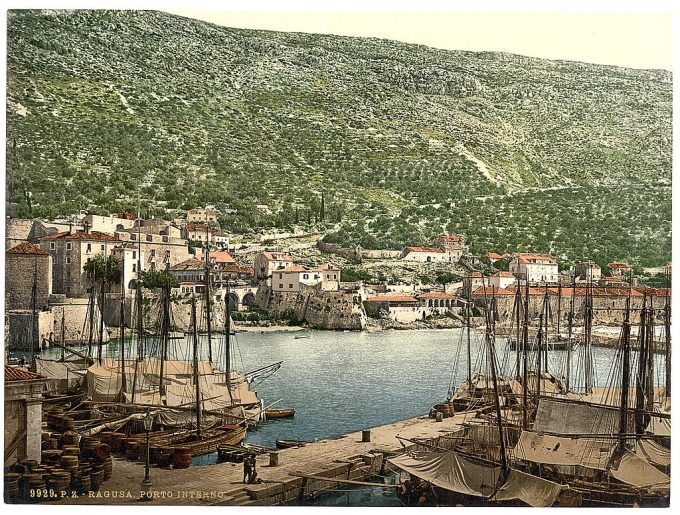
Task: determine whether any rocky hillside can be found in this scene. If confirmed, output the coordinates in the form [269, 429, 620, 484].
[6, 10, 672, 267]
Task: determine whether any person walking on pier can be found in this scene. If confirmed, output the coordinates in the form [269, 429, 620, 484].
[243, 455, 253, 483]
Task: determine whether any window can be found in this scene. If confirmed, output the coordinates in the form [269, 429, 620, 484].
[146, 234, 153, 242]
[66, 286, 71, 293]
[132, 251, 136, 259]
[279, 273, 283, 279]
[100, 244, 105, 251]
[151, 262, 157, 270]
[151, 249, 156, 257]
[86, 243, 92, 253]
[66, 242, 72, 251]
[278, 284, 283, 289]
[66, 257, 71, 264]
[132, 264, 137, 272]
[50, 242, 56, 250]
[303, 274, 309, 279]
[289, 284, 293, 289]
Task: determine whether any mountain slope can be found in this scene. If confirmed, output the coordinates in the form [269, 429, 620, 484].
[6, 10, 672, 267]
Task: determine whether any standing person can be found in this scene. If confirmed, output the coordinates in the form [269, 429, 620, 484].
[248, 455, 259, 484]
[243, 455, 252, 483]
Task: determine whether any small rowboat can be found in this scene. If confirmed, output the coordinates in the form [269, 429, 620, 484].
[276, 439, 308, 449]
[265, 408, 296, 419]
[294, 335, 310, 339]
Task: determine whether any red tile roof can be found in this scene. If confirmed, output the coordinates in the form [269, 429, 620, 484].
[195, 251, 236, 264]
[515, 253, 557, 265]
[313, 262, 339, 272]
[186, 223, 209, 232]
[261, 252, 293, 261]
[405, 246, 445, 253]
[5, 366, 45, 382]
[6, 242, 50, 255]
[41, 230, 118, 241]
[417, 292, 456, 300]
[171, 258, 205, 271]
[483, 252, 504, 260]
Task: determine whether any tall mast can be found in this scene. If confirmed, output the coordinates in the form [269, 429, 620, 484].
[618, 287, 633, 454]
[542, 284, 549, 376]
[30, 260, 38, 360]
[664, 269, 671, 397]
[191, 293, 202, 437]
[158, 259, 171, 403]
[556, 282, 562, 340]
[97, 254, 107, 365]
[482, 283, 508, 475]
[204, 226, 213, 364]
[466, 287, 472, 386]
[536, 312, 544, 402]
[646, 295, 655, 413]
[119, 290, 127, 397]
[86, 285, 95, 359]
[584, 278, 593, 393]
[514, 286, 522, 379]
[60, 308, 65, 362]
[522, 273, 530, 430]
[566, 275, 576, 391]
[635, 294, 649, 435]
[224, 281, 232, 403]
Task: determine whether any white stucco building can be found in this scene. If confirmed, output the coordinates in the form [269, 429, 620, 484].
[509, 253, 559, 284]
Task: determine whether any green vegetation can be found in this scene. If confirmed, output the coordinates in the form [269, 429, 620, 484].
[6, 10, 671, 267]
[141, 269, 178, 289]
[83, 253, 121, 284]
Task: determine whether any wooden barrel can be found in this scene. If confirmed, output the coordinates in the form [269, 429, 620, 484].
[108, 433, 126, 454]
[47, 473, 70, 497]
[125, 441, 139, 461]
[62, 445, 79, 456]
[46, 438, 59, 450]
[101, 456, 113, 481]
[75, 474, 91, 495]
[81, 436, 100, 459]
[90, 467, 105, 491]
[172, 447, 192, 469]
[42, 450, 63, 463]
[99, 432, 114, 446]
[94, 443, 111, 461]
[62, 431, 78, 447]
[4, 473, 21, 502]
[62, 417, 75, 432]
[21, 459, 39, 471]
[25, 474, 46, 503]
[156, 447, 174, 468]
[60, 455, 79, 470]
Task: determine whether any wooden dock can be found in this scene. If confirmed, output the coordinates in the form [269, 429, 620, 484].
[54, 412, 471, 506]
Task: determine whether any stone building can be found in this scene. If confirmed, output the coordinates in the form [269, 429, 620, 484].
[399, 246, 447, 263]
[509, 253, 559, 284]
[271, 263, 341, 293]
[488, 271, 516, 290]
[608, 262, 632, 277]
[39, 229, 119, 297]
[187, 205, 218, 224]
[5, 242, 52, 310]
[574, 261, 602, 283]
[254, 251, 294, 281]
[5, 366, 48, 463]
[115, 228, 191, 272]
[82, 213, 137, 234]
[433, 234, 468, 262]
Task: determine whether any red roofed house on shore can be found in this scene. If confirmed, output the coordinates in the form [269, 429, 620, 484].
[462, 271, 486, 297]
[5, 366, 48, 463]
[254, 251, 294, 282]
[5, 242, 52, 310]
[399, 246, 447, 263]
[509, 253, 559, 285]
[39, 228, 119, 297]
[607, 262, 632, 277]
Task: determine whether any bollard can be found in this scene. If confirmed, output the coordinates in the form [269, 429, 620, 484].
[269, 451, 279, 467]
[435, 412, 443, 422]
[362, 430, 371, 442]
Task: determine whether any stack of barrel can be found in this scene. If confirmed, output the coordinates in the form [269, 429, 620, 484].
[3, 417, 115, 503]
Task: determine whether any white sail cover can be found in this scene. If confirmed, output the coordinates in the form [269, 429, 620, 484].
[515, 430, 616, 471]
[609, 450, 670, 493]
[85, 357, 259, 409]
[388, 450, 564, 506]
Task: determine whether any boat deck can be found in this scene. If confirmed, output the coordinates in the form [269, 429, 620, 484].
[53, 412, 471, 506]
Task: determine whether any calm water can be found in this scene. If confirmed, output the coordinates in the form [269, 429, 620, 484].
[30, 328, 667, 450]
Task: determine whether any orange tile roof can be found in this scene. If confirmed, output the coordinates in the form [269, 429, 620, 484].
[5, 366, 45, 382]
[195, 251, 235, 264]
[417, 292, 456, 300]
[171, 258, 205, 271]
[405, 246, 445, 253]
[314, 262, 339, 271]
[6, 242, 50, 255]
[261, 252, 294, 261]
[41, 230, 118, 241]
[483, 252, 504, 260]
[186, 223, 209, 232]
[515, 253, 557, 265]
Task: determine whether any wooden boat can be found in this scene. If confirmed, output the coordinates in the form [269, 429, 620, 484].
[276, 439, 308, 449]
[265, 408, 295, 419]
[294, 335, 310, 339]
[149, 423, 247, 457]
